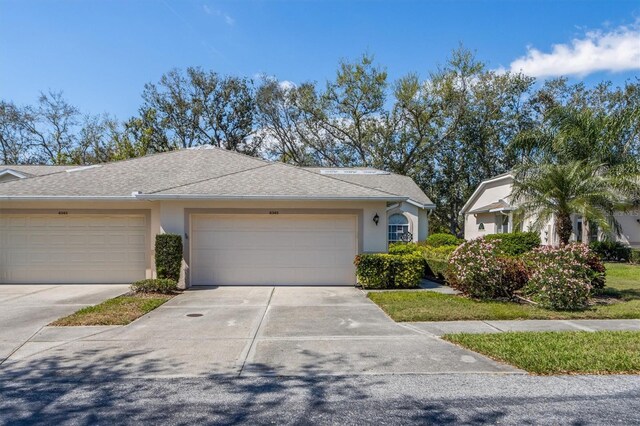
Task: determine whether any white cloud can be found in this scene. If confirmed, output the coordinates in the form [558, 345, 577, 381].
[278, 80, 296, 91]
[508, 23, 640, 78]
[202, 4, 234, 26]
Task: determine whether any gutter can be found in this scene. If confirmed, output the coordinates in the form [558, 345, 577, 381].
[0, 195, 140, 201]
[135, 194, 409, 202]
[406, 199, 437, 209]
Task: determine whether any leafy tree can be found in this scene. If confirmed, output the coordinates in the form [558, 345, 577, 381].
[140, 68, 259, 154]
[19, 91, 81, 164]
[0, 101, 29, 164]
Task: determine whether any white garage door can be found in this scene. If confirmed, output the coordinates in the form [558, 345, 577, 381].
[0, 214, 147, 284]
[191, 214, 357, 286]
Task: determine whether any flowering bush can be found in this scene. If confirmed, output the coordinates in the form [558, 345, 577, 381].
[446, 238, 528, 300]
[523, 244, 605, 310]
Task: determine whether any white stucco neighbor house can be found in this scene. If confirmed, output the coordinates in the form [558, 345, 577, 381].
[0, 147, 434, 287]
[460, 172, 640, 248]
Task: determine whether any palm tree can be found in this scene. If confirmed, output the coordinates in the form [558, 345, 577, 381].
[511, 160, 636, 245]
[511, 103, 640, 245]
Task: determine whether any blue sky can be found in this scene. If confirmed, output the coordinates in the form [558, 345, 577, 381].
[1, 0, 639, 119]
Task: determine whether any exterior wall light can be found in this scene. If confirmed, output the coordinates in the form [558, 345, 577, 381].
[373, 213, 380, 226]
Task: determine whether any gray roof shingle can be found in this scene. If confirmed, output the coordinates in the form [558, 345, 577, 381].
[303, 168, 434, 207]
[0, 165, 74, 178]
[0, 148, 429, 205]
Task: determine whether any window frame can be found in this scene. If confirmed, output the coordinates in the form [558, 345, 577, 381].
[388, 213, 410, 243]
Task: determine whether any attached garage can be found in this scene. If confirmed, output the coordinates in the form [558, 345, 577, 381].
[0, 213, 148, 284]
[190, 213, 358, 286]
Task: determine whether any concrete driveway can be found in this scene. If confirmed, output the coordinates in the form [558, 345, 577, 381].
[0, 286, 518, 378]
[0, 285, 130, 363]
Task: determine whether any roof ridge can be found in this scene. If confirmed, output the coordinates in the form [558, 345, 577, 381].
[203, 146, 405, 198]
[146, 163, 272, 194]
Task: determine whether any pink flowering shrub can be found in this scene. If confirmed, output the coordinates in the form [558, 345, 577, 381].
[523, 243, 605, 310]
[446, 238, 528, 300]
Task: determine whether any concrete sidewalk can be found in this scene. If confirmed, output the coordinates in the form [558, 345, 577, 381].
[407, 319, 640, 336]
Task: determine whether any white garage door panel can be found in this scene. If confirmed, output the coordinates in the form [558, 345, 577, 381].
[0, 214, 147, 284]
[191, 214, 357, 286]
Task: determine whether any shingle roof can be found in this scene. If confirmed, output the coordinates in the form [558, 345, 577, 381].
[303, 168, 434, 207]
[0, 165, 74, 178]
[144, 162, 404, 200]
[0, 148, 420, 203]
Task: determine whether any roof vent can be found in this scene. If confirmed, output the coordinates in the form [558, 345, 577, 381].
[320, 169, 389, 175]
[66, 165, 101, 173]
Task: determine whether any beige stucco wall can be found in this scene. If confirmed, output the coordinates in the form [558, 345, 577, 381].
[1, 198, 422, 286]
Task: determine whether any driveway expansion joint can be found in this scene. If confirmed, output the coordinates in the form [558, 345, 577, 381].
[237, 287, 275, 376]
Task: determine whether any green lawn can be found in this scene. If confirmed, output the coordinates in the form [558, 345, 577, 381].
[368, 262, 640, 322]
[444, 331, 640, 374]
[51, 293, 174, 326]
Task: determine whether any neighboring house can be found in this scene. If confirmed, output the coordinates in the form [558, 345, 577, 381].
[460, 173, 640, 248]
[0, 147, 434, 287]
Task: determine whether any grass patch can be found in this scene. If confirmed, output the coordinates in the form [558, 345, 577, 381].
[368, 262, 640, 322]
[51, 293, 174, 326]
[444, 331, 640, 374]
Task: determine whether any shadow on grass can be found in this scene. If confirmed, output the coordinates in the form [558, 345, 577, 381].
[596, 287, 640, 302]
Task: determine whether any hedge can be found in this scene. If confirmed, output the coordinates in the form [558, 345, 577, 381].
[131, 278, 178, 294]
[388, 242, 423, 255]
[354, 253, 424, 289]
[155, 234, 183, 281]
[423, 233, 463, 247]
[632, 249, 640, 265]
[422, 245, 458, 279]
[589, 241, 632, 262]
[484, 232, 540, 256]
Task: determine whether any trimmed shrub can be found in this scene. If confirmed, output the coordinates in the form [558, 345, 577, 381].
[131, 278, 178, 294]
[484, 232, 541, 256]
[446, 238, 528, 300]
[388, 242, 423, 255]
[589, 241, 632, 262]
[523, 244, 603, 310]
[422, 245, 458, 279]
[423, 233, 464, 247]
[632, 249, 640, 264]
[354, 253, 425, 289]
[155, 234, 183, 281]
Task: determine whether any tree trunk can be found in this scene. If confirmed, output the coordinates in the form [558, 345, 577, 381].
[556, 213, 573, 245]
[582, 220, 589, 245]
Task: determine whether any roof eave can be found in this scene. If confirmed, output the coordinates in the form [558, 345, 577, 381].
[0, 195, 138, 201]
[405, 199, 436, 209]
[135, 194, 408, 202]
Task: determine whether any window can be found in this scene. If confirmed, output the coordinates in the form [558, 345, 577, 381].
[496, 214, 509, 234]
[388, 214, 409, 242]
[478, 223, 485, 231]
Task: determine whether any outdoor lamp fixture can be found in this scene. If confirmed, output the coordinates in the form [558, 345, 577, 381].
[373, 213, 380, 226]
